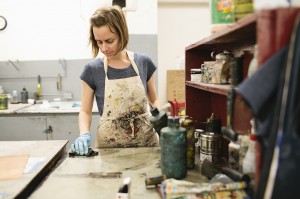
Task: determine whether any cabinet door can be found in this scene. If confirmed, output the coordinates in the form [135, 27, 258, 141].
[48, 114, 99, 151]
[0, 116, 47, 141]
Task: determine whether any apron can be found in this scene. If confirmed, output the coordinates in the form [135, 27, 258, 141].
[96, 51, 159, 148]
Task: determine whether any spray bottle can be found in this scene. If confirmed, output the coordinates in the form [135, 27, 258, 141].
[160, 102, 187, 179]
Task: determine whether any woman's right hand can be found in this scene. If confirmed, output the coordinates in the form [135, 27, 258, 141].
[71, 133, 91, 155]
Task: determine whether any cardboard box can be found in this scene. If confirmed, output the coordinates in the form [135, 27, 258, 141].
[167, 70, 185, 103]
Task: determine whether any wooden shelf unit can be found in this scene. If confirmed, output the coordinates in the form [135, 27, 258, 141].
[185, 14, 256, 135]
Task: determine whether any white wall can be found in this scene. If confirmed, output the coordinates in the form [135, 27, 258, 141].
[0, 0, 212, 105]
[0, 0, 157, 61]
[157, 1, 210, 105]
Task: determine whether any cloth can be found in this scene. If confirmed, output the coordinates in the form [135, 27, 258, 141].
[95, 51, 159, 148]
[236, 47, 288, 198]
[80, 53, 156, 116]
[160, 179, 249, 199]
[236, 47, 287, 139]
[69, 148, 99, 157]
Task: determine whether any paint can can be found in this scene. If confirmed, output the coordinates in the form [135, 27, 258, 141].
[199, 131, 222, 168]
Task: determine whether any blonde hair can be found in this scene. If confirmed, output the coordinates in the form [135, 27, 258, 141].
[89, 6, 129, 58]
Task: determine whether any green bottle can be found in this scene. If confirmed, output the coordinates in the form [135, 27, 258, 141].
[160, 116, 187, 179]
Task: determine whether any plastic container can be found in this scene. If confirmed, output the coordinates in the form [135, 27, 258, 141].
[248, 44, 258, 77]
[242, 120, 256, 176]
[210, 0, 234, 33]
[160, 116, 187, 179]
[242, 133, 256, 175]
[190, 69, 201, 82]
[11, 90, 19, 104]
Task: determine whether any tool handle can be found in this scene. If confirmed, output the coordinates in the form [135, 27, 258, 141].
[221, 167, 250, 183]
[227, 88, 235, 127]
[221, 126, 238, 142]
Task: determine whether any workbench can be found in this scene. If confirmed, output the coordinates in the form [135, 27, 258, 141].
[30, 147, 208, 199]
[0, 140, 68, 199]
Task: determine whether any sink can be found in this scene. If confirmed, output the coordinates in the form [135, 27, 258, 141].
[16, 101, 98, 113]
[18, 101, 82, 113]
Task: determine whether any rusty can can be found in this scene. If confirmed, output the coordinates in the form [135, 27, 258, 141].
[181, 117, 195, 169]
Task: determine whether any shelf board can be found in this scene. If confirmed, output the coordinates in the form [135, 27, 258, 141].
[186, 81, 231, 95]
[186, 13, 257, 51]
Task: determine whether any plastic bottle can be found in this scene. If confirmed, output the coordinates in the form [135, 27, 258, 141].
[150, 106, 168, 136]
[21, 87, 29, 104]
[160, 116, 187, 179]
[242, 119, 256, 177]
[248, 45, 258, 77]
[12, 90, 19, 104]
[210, 0, 234, 33]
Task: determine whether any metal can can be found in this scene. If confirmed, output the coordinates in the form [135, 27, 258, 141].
[0, 94, 8, 110]
[199, 132, 222, 167]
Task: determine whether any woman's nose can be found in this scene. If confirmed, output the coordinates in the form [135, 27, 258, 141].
[101, 43, 108, 51]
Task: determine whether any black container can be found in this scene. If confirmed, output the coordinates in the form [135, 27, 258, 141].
[21, 88, 28, 104]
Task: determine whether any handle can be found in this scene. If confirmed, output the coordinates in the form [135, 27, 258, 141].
[227, 88, 235, 127]
[221, 167, 250, 183]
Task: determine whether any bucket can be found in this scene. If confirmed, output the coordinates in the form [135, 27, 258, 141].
[199, 132, 222, 167]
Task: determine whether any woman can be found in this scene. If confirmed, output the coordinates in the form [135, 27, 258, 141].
[71, 5, 160, 155]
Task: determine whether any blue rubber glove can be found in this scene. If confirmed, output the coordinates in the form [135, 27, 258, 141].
[71, 133, 91, 155]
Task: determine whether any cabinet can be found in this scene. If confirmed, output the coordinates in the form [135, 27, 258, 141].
[185, 14, 256, 137]
[0, 114, 99, 150]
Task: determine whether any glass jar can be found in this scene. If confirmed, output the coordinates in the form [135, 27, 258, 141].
[0, 94, 8, 110]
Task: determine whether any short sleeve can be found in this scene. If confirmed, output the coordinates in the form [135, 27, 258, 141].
[80, 63, 96, 90]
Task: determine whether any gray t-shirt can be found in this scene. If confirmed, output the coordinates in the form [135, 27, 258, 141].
[80, 52, 157, 116]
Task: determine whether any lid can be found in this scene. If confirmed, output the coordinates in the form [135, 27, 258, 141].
[168, 116, 180, 127]
[215, 51, 234, 60]
[150, 107, 159, 116]
[191, 69, 201, 72]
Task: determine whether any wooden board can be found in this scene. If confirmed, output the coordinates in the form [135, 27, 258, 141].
[167, 70, 186, 103]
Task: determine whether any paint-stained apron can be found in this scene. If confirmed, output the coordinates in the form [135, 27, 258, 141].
[96, 51, 159, 148]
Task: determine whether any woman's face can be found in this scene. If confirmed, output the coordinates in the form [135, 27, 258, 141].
[93, 25, 120, 59]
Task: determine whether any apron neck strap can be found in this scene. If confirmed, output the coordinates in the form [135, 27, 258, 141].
[102, 50, 140, 77]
